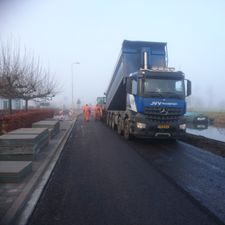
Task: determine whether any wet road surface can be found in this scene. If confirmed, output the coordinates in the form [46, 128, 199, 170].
[130, 139, 225, 223]
[27, 116, 224, 225]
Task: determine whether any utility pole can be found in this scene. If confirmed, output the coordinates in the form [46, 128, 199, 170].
[71, 62, 80, 108]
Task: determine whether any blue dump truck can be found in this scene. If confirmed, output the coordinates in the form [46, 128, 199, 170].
[104, 40, 191, 139]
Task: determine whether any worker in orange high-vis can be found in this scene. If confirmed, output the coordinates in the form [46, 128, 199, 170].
[94, 104, 101, 121]
[83, 104, 91, 122]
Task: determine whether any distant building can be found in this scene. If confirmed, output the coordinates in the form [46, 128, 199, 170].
[0, 98, 23, 110]
[39, 102, 51, 108]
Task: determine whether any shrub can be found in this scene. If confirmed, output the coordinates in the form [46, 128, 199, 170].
[0, 109, 54, 133]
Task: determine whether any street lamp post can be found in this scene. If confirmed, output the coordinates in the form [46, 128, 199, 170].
[71, 62, 80, 108]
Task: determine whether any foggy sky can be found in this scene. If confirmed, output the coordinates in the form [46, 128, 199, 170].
[0, 0, 225, 110]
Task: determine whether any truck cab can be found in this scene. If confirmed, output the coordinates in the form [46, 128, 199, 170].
[125, 68, 191, 138]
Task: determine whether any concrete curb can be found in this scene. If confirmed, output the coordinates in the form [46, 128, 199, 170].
[180, 133, 225, 158]
[1, 119, 76, 225]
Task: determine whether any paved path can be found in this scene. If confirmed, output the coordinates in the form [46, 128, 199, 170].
[0, 120, 73, 225]
[28, 116, 223, 225]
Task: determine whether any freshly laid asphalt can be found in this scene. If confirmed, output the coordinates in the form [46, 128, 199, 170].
[27, 115, 223, 225]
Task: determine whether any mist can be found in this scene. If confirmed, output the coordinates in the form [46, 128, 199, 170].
[0, 0, 225, 111]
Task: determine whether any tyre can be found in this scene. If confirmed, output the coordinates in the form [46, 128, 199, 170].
[111, 115, 116, 130]
[124, 118, 133, 140]
[106, 114, 110, 126]
[117, 117, 123, 135]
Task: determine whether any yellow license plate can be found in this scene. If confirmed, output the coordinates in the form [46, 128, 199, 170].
[158, 124, 170, 129]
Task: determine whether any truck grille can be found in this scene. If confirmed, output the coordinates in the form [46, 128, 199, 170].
[144, 107, 182, 122]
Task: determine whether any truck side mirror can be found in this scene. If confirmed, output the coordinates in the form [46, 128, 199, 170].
[126, 77, 132, 94]
[186, 80, 191, 96]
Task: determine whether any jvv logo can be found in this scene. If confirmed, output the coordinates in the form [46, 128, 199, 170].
[150, 101, 162, 106]
[150, 101, 178, 106]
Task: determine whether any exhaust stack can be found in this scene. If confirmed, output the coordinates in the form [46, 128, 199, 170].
[143, 51, 148, 70]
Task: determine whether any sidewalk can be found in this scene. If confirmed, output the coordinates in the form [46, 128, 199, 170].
[0, 118, 76, 225]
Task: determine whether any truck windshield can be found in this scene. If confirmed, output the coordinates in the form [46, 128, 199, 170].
[143, 78, 185, 99]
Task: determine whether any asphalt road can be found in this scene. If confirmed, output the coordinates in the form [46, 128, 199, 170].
[27, 115, 224, 225]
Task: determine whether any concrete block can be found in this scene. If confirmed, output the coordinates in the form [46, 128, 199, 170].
[0, 134, 39, 146]
[9, 128, 48, 136]
[0, 161, 32, 182]
[32, 120, 60, 138]
[8, 128, 49, 150]
[0, 131, 49, 161]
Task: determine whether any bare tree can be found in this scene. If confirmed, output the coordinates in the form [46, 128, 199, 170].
[0, 41, 27, 113]
[0, 40, 59, 113]
[19, 67, 59, 111]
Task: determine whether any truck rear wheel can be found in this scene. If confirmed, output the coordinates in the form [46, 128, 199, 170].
[109, 116, 112, 128]
[117, 117, 123, 135]
[111, 115, 116, 130]
[106, 114, 110, 126]
[124, 118, 133, 140]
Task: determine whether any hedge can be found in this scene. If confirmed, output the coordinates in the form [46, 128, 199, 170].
[0, 109, 54, 134]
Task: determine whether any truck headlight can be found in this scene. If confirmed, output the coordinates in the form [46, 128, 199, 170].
[179, 124, 186, 130]
[197, 117, 206, 121]
[136, 122, 146, 129]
